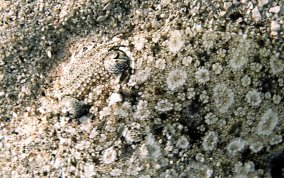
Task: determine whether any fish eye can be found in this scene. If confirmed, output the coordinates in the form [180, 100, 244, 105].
[104, 49, 130, 75]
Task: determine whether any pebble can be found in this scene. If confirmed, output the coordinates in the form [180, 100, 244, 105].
[0, 91, 5, 97]
[47, 50, 52, 58]
[252, 7, 262, 22]
[97, 15, 108, 22]
[224, 2, 232, 10]
[0, 59, 4, 66]
[108, 93, 123, 106]
[152, 18, 161, 29]
[248, 1, 254, 9]
[258, 0, 269, 8]
[103, 3, 112, 11]
[79, 115, 92, 123]
[102, 0, 111, 4]
[233, 0, 240, 5]
[270, 21, 280, 36]
[269, 6, 281, 14]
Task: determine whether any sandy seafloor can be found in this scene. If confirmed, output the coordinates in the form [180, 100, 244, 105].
[0, 0, 283, 177]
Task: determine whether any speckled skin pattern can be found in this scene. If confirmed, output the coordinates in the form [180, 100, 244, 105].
[59, 41, 124, 98]
[1, 0, 283, 177]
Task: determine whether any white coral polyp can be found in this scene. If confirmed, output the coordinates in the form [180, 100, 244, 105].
[145, 133, 161, 158]
[83, 163, 96, 177]
[202, 131, 218, 151]
[167, 30, 184, 53]
[229, 38, 252, 70]
[182, 56, 193, 66]
[110, 169, 123, 176]
[133, 34, 147, 51]
[155, 58, 166, 70]
[108, 93, 123, 106]
[227, 138, 246, 156]
[155, 99, 173, 112]
[249, 142, 263, 153]
[257, 109, 279, 136]
[128, 67, 151, 86]
[176, 136, 189, 149]
[102, 147, 117, 164]
[270, 55, 284, 75]
[213, 83, 234, 113]
[134, 100, 151, 120]
[229, 55, 248, 70]
[195, 67, 210, 83]
[166, 69, 187, 91]
[246, 90, 262, 107]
